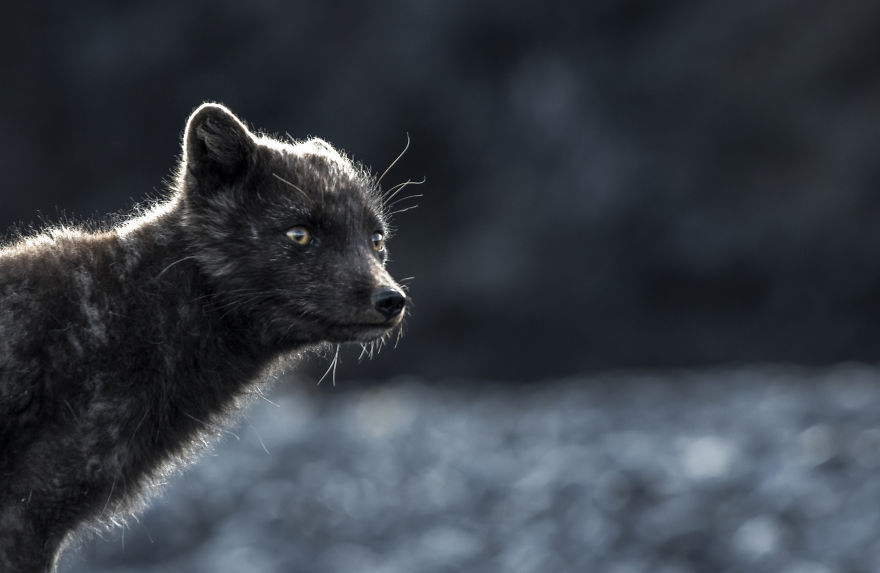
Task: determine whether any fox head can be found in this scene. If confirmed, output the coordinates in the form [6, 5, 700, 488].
[177, 103, 407, 349]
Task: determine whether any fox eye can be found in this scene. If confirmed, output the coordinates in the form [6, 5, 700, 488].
[371, 231, 385, 252]
[286, 226, 311, 246]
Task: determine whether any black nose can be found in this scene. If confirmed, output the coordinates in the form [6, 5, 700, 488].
[373, 287, 406, 319]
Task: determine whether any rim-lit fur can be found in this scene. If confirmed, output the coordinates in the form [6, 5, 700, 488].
[0, 103, 407, 572]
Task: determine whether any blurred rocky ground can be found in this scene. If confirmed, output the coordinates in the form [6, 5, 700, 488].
[61, 364, 880, 573]
[2, 1, 880, 379]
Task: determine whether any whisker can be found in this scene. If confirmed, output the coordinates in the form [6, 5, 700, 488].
[383, 177, 426, 204]
[388, 205, 419, 217]
[131, 514, 154, 544]
[377, 132, 410, 186]
[272, 173, 313, 205]
[381, 179, 414, 198]
[317, 344, 340, 386]
[386, 193, 424, 209]
[101, 477, 118, 516]
[156, 256, 197, 280]
[249, 422, 271, 456]
[255, 389, 280, 408]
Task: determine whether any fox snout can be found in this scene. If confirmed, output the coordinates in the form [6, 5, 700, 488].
[373, 287, 406, 320]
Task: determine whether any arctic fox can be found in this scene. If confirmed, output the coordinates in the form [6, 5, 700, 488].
[0, 103, 408, 572]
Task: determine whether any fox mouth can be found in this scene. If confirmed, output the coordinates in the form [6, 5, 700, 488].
[323, 316, 403, 343]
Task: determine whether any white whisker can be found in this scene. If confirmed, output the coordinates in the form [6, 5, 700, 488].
[377, 133, 410, 186]
[383, 177, 426, 204]
[386, 193, 424, 209]
[272, 173, 313, 204]
[156, 256, 197, 280]
[388, 205, 419, 217]
[317, 344, 341, 386]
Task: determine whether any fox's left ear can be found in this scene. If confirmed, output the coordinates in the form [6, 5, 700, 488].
[183, 103, 256, 185]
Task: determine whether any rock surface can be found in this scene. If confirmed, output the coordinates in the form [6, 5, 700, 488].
[62, 364, 880, 572]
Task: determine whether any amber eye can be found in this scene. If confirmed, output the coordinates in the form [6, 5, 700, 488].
[371, 231, 385, 252]
[286, 226, 311, 245]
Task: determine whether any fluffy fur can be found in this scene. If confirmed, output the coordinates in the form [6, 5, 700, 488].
[0, 103, 408, 572]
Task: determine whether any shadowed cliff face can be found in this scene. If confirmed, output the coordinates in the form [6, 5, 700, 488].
[2, 1, 880, 379]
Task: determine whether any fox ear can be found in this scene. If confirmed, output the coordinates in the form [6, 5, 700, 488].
[183, 103, 255, 185]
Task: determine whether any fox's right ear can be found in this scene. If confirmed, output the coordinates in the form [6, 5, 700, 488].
[183, 103, 256, 186]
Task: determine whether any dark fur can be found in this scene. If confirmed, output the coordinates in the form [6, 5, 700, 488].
[0, 104, 407, 572]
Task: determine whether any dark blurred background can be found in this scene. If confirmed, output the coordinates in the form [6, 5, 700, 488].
[4, 1, 880, 381]
[5, 1, 880, 572]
